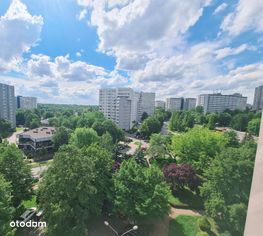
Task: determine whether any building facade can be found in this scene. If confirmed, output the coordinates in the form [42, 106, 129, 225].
[253, 85, 263, 111]
[165, 98, 184, 111]
[155, 100, 166, 109]
[17, 127, 56, 156]
[198, 93, 247, 113]
[184, 98, 196, 110]
[17, 96, 37, 109]
[99, 88, 155, 130]
[0, 83, 16, 128]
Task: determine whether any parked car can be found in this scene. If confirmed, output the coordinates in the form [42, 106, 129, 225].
[19, 207, 37, 222]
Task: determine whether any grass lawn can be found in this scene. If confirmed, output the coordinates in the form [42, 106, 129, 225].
[16, 127, 24, 132]
[168, 189, 204, 209]
[169, 215, 201, 236]
[22, 195, 37, 209]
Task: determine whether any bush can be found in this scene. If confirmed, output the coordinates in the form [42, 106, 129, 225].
[196, 232, 209, 236]
[198, 216, 211, 232]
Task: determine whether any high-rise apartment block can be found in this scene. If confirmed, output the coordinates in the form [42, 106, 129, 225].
[184, 98, 196, 110]
[198, 93, 247, 113]
[99, 88, 155, 130]
[0, 83, 16, 128]
[253, 85, 263, 111]
[17, 96, 37, 109]
[165, 98, 184, 111]
[155, 100, 166, 109]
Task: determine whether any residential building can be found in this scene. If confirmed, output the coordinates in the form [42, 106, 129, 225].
[197, 93, 247, 113]
[0, 83, 16, 128]
[184, 98, 196, 110]
[17, 96, 37, 109]
[99, 88, 155, 130]
[165, 97, 184, 111]
[155, 100, 166, 109]
[253, 85, 263, 111]
[17, 127, 56, 155]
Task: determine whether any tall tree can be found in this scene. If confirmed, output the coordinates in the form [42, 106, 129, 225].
[140, 116, 162, 138]
[0, 175, 15, 236]
[52, 126, 72, 150]
[0, 143, 32, 207]
[247, 118, 261, 136]
[70, 128, 99, 149]
[113, 159, 170, 221]
[38, 144, 113, 235]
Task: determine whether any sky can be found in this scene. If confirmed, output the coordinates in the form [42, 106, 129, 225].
[0, 0, 262, 105]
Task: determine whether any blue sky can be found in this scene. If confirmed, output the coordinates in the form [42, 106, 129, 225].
[0, 0, 262, 104]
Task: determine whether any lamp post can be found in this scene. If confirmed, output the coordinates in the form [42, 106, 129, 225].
[104, 221, 138, 236]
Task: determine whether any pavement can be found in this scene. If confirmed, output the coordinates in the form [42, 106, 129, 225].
[5, 129, 24, 145]
[31, 166, 48, 179]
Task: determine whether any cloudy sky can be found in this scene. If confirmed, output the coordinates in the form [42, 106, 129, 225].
[0, 0, 262, 104]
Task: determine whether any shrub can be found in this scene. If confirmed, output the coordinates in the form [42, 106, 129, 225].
[198, 216, 211, 232]
[196, 232, 209, 236]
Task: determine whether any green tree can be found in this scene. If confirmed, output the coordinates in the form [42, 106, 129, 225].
[0, 143, 33, 207]
[206, 113, 218, 130]
[231, 114, 249, 131]
[70, 128, 99, 149]
[223, 130, 239, 147]
[171, 127, 227, 172]
[169, 111, 194, 132]
[147, 133, 170, 159]
[0, 119, 12, 138]
[247, 118, 261, 136]
[0, 175, 15, 236]
[100, 132, 114, 153]
[140, 116, 162, 138]
[141, 112, 149, 121]
[38, 144, 113, 235]
[52, 126, 72, 150]
[217, 112, 232, 127]
[113, 159, 170, 221]
[200, 145, 256, 235]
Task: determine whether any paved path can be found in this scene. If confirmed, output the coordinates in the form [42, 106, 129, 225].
[31, 166, 48, 178]
[5, 130, 23, 145]
[169, 207, 202, 218]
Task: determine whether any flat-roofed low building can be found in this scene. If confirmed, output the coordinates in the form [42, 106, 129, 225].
[17, 127, 56, 156]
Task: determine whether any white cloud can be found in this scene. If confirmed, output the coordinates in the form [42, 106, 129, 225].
[221, 0, 263, 36]
[213, 3, 228, 15]
[76, 51, 82, 57]
[77, 0, 211, 70]
[0, 0, 43, 71]
[77, 9, 87, 21]
[215, 44, 252, 60]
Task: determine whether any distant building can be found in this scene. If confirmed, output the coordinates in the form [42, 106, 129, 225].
[17, 127, 56, 155]
[198, 93, 247, 113]
[0, 83, 16, 128]
[17, 96, 37, 109]
[166, 98, 184, 111]
[253, 85, 263, 111]
[99, 88, 155, 130]
[184, 98, 196, 110]
[155, 100, 166, 109]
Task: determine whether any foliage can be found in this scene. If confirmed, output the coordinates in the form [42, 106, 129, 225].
[223, 130, 239, 147]
[52, 126, 72, 150]
[141, 112, 149, 121]
[38, 144, 113, 235]
[16, 109, 41, 128]
[0, 119, 12, 138]
[200, 144, 256, 235]
[69, 128, 99, 149]
[0, 175, 15, 236]
[113, 159, 170, 220]
[163, 163, 200, 192]
[171, 127, 227, 172]
[169, 111, 195, 132]
[230, 113, 249, 131]
[198, 216, 211, 232]
[147, 133, 170, 159]
[139, 116, 162, 138]
[206, 113, 218, 130]
[0, 143, 33, 207]
[247, 118, 261, 136]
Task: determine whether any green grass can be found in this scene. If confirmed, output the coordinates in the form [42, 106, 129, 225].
[168, 189, 204, 209]
[16, 127, 24, 132]
[22, 195, 37, 209]
[169, 215, 201, 236]
[29, 159, 53, 168]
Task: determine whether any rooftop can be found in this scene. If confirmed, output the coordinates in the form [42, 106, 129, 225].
[19, 127, 56, 139]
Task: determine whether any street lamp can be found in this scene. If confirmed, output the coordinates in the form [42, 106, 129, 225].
[104, 221, 138, 236]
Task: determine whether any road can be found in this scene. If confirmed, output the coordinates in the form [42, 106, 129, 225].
[5, 129, 24, 145]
